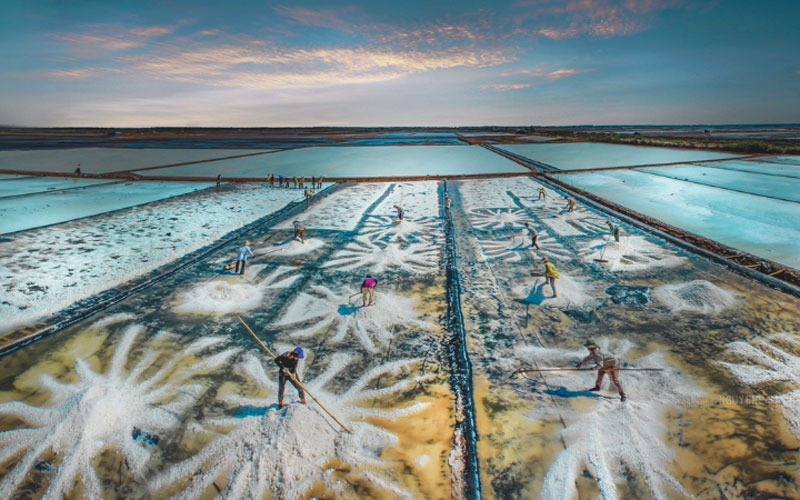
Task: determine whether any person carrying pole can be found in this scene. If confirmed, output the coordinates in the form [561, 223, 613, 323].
[275, 347, 306, 409]
[606, 221, 621, 242]
[576, 340, 627, 401]
[525, 222, 539, 250]
[293, 220, 305, 244]
[537, 187, 546, 200]
[235, 240, 255, 276]
[361, 274, 378, 307]
[531, 256, 559, 297]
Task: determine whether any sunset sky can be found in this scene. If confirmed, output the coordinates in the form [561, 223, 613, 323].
[1, 0, 797, 126]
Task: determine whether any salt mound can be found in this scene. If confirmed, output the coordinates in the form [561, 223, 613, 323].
[653, 280, 738, 313]
[583, 235, 685, 272]
[174, 279, 264, 314]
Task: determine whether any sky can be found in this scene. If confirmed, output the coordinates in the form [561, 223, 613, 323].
[0, 0, 798, 127]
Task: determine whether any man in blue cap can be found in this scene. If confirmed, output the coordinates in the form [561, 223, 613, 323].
[275, 347, 306, 409]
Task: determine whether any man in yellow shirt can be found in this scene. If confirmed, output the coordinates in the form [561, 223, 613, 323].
[531, 256, 560, 297]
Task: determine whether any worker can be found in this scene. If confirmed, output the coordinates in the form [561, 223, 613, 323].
[317, 176, 324, 189]
[275, 347, 306, 409]
[235, 240, 254, 276]
[293, 220, 305, 243]
[311, 175, 316, 188]
[304, 187, 313, 207]
[525, 223, 539, 250]
[299, 176, 305, 189]
[393, 204, 404, 221]
[531, 256, 559, 297]
[291, 176, 298, 189]
[576, 340, 626, 402]
[361, 274, 378, 307]
[565, 198, 576, 213]
[444, 194, 452, 217]
[606, 221, 621, 242]
[537, 187, 546, 200]
[268, 173, 275, 187]
[216, 174, 222, 192]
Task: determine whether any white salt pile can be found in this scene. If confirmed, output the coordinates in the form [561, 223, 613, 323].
[581, 235, 685, 272]
[275, 286, 434, 353]
[653, 279, 738, 313]
[174, 265, 298, 315]
[174, 278, 265, 314]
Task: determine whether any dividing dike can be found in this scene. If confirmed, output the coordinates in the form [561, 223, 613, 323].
[441, 180, 483, 499]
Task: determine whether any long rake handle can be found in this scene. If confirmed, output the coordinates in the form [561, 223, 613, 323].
[234, 313, 352, 433]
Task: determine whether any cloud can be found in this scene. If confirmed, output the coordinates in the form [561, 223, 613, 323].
[52, 24, 176, 55]
[487, 67, 593, 91]
[274, 6, 358, 32]
[514, 0, 705, 39]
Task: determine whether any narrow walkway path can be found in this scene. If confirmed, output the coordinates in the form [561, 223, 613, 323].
[441, 180, 483, 499]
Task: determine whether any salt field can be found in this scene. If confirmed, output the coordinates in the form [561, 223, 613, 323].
[0, 148, 272, 174]
[0, 175, 114, 198]
[701, 158, 800, 178]
[637, 164, 800, 202]
[556, 169, 800, 269]
[0, 174, 797, 500]
[135, 145, 527, 177]
[0, 180, 211, 233]
[0, 144, 799, 500]
[498, 142, 738, 170]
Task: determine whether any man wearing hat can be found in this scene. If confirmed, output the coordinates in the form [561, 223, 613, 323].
[275, 347, 306, 409]
[576, 340, 627, 401]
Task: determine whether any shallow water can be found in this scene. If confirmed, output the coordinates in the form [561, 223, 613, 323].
[558, 169, 800, 269]
[498, 143, 737, 170]
[638, 164, 800, 202]
[0, 148, 271, 174]
[135, 145, 528, 178]
[0, 180, 211, 234]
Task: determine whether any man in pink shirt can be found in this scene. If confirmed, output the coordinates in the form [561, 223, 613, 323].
[361, 274, 379, 307]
